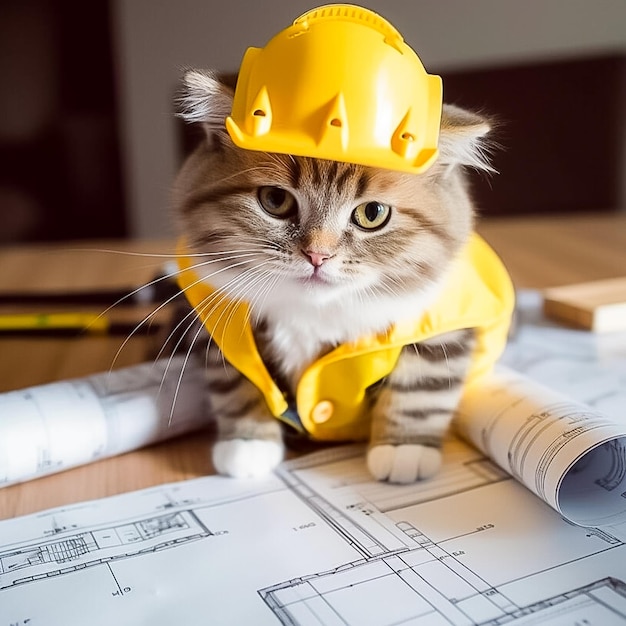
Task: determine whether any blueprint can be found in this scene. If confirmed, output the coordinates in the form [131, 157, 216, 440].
[457, 365, 626, 527]
[1, 440, 626, 625]
[0, 356, 208, 487]
[1, 290, 626, 625]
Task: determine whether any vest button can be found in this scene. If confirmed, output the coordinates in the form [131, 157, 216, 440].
[311, 400, 334, 424]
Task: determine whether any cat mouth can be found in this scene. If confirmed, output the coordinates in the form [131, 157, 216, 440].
[298, 267, 335, 287]
[300, 275, 330, 286]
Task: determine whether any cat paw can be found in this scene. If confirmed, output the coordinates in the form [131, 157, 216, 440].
[212, 439, 284, 478]
[367, 444, 442, 483]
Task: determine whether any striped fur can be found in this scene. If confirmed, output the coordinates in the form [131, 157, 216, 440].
[172, 71, 493, 482]
[367, 329, 475, 481]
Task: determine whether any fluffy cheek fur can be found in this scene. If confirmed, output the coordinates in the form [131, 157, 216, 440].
[359, 170, 474, 294]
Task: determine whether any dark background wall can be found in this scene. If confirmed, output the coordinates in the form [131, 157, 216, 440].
[0, 0, 125, 243]
[1, 0, 625, 243]
[442, 54, 626, 216]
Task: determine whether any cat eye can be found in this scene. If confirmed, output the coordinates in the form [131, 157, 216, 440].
[351, 201, 392, 231]
[257, 186, 297, 219]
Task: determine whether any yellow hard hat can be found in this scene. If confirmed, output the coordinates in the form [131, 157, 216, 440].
[226, 4, 443, 174]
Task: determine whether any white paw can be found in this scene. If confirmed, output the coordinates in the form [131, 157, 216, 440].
[213, 439, 284, 478]
[367, 444, 442, 483]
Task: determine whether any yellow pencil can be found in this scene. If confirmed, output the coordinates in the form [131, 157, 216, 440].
[0, 312, 160, 337]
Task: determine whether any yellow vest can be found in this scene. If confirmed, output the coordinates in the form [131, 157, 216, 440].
[177, 234, 514, 442]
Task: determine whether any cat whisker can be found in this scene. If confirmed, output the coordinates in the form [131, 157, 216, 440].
[183, 248, 269, 257]
[169, 256, 267, 328]
[204, 263, 275, 345]
[192, 284, 247, 362]
[196, 165, 282, 188]
[165, 312, 212, 427]
[180, 251, 259, 276]
[67, 247, 260, 259]
[183, 259, 271, 333]
[230, 266, 280, 330]
[152, 279, 222, 428]
[367, 279, 403, 302]
[85, 249, 262, 339]
[262, 152, 292, 170]
[110, 254, 263, 371]
[153, 295, 206, 364]
[213, 237, 284, 256]
[249, 271, 282, 328]
[157, 263, 273, 424]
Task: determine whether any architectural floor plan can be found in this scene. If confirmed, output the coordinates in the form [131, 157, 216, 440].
[267, 445, 626, 625]
[1, 438, 626, 625]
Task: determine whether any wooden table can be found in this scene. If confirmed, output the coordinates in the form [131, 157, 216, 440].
[1, 213, 625, 520]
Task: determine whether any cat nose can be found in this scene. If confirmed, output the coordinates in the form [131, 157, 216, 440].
[302, 249, 333, 267]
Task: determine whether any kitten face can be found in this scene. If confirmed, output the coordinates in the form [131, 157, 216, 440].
[175, 142, 471, 313]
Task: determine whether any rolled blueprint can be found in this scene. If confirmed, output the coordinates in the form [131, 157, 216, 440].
[456, 365, 626, 527]
[0, 356, 209, 487]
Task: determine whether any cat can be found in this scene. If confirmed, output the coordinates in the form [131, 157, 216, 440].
[170, 69, 510, 483]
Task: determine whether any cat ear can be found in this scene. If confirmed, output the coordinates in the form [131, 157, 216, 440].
[437, 104, 495, 173]
[177, 69, 234, 136]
